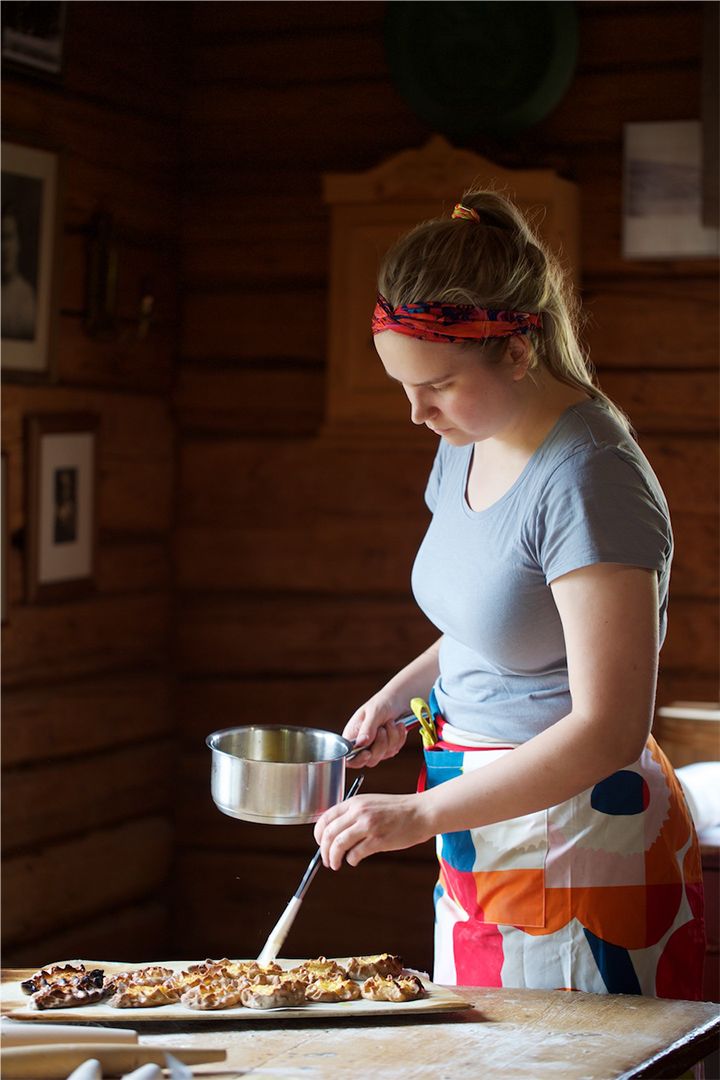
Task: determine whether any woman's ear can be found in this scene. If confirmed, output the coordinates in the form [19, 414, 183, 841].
[504, 335, 532, 380]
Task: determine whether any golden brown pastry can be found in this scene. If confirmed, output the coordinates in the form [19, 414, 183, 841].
[180, 982, 245, 1010]
[343, 953, 404, 979]
[360, 973, 425, 1002]
[289, 956, 345, 981]
[109, 966, 175, 989]
[240, 977, 307, 1010]
[305, 976, 361, 1003]
[108, 982, 181, 1008]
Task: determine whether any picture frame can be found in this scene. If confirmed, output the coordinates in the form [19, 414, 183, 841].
[1, 451, 8, 624]
[622, 121, 719, 260]
[1, 2, 66, 80]
[1, 139, 62, 381]
[25, 414, 99, 603]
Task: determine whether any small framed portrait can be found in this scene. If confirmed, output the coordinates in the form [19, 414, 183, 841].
[1, 2, 66, 79]
[25, 414, 99, 603]
[1, 139, 61, 380]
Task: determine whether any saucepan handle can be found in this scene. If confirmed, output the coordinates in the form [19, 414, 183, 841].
[346, 712, 418, 762]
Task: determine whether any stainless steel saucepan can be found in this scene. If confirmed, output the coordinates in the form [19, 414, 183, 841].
[206, 715, 417, 825]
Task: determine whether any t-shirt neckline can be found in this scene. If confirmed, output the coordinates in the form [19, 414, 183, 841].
[460, 400, 593, 519]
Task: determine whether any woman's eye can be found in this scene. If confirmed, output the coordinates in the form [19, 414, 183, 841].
[432, 383, 451, 392]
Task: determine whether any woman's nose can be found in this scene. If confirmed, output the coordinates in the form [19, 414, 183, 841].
[407, 388, 436, 425]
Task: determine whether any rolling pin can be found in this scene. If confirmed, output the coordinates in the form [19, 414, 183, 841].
[0, 1019, 138, 1046]
[0, 1044, 226, 1078]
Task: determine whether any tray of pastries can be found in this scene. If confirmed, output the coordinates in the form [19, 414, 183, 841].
[3, 956, 469, 1022]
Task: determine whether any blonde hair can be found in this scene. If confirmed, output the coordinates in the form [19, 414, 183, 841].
[378, 189, 632, 432]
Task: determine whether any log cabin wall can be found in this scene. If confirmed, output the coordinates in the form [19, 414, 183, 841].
[1, 3, 183, 964]
[174, 0, 718, 971]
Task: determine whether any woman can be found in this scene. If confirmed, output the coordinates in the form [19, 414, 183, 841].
[314, 191, 705, 1000]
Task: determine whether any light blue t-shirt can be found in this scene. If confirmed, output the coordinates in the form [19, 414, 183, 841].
[411, 399, 673, 743]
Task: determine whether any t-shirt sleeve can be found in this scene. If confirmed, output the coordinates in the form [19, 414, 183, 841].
[424, 441, 445, 513]
[534, 446, 672, 585]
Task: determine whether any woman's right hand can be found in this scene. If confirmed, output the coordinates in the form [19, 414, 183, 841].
[343, 693, 409, 769]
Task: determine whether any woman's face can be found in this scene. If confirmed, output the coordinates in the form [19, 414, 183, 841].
[374, 330, 528, 445]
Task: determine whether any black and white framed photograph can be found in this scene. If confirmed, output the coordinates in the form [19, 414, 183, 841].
[622, 120, 720, 260]
[25, 414, 99, 603]
[1, 139, 61, 380]
[1, 2, 66, 79]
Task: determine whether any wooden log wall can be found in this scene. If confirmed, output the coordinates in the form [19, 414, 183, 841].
[175, 0, 718, 973]
[1, 3, 182, 964]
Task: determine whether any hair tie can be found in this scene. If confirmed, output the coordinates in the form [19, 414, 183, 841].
[451, 203, 481, 224]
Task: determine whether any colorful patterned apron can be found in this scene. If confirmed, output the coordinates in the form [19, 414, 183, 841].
[419, 692, 706, 998]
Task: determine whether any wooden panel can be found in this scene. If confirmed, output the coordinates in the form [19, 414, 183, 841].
[661, 600, 719, 675]
[191, 25, 385, 86]
[2, 816, 173, 946]
[188, 1, 381, 38]
[642, 437, 719, 514]
[173, 848, 437, 972]
[174, 363, 324, 436]
[65, 155, 179, 238]
[62, 2, 183, 121]
[578, 5, 702, 69]
[2, 82, 177, 179]
[181, 288, 326, 362]
[176, 438, 436, 527]
[96, 540, 171, 595]
[2, 739, 174, 853]
[656, 672, 720, 707]
[1, 900, 171, 968]
[175, 519, 423, 594]
[599, 371, 719, 434]
[176, 594, 437, 678]
[585, 280, 719, 369]
[56, 317, 175, 393]
[2, 594, 170, 689]
[2, 672, 172, 767]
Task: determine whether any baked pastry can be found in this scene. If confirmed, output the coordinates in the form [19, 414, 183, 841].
[240, 977, 307, 1010]
[305, 976, 361, 1003]
[181, 984, 244, 1010]
[343, 953, 404, 979]
[32, 982, 108, 1010]
[108, 982, 181, 1008]
[21, 963, 104, 996]
[109, 966, 175, 989]
[360, 973, 425, 1002]
[289, 956, 345, 982]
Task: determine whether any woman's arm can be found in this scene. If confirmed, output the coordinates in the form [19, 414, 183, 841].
[344, 636, 442, 768]
[315, 564, 659, 868]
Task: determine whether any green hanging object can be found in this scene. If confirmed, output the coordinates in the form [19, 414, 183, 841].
[384, 1, 579, 139]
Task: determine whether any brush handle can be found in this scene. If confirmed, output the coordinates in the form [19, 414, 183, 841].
[256, 774, 366, 963]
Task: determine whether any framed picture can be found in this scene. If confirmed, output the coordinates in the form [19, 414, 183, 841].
[1, 451, 8, 624]
[25, 414, 99, 603]
[622, 121, 719, 260]
[1, 139, 61, 380]
[1, 2, 66, 79]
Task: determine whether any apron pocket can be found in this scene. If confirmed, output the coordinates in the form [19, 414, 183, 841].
[425, 747, 548, 929]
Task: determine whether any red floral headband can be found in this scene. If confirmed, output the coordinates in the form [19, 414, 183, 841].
[371, 293, 542, 344]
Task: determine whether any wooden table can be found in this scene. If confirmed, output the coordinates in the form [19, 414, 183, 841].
[3, 974, 719, 1079]
[90, 988, 720, 1079]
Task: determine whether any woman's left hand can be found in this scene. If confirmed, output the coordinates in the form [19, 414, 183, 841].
[313, 792, 433, 870]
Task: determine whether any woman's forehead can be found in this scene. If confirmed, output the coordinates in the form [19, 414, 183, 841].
[374, 331, 479, 383]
